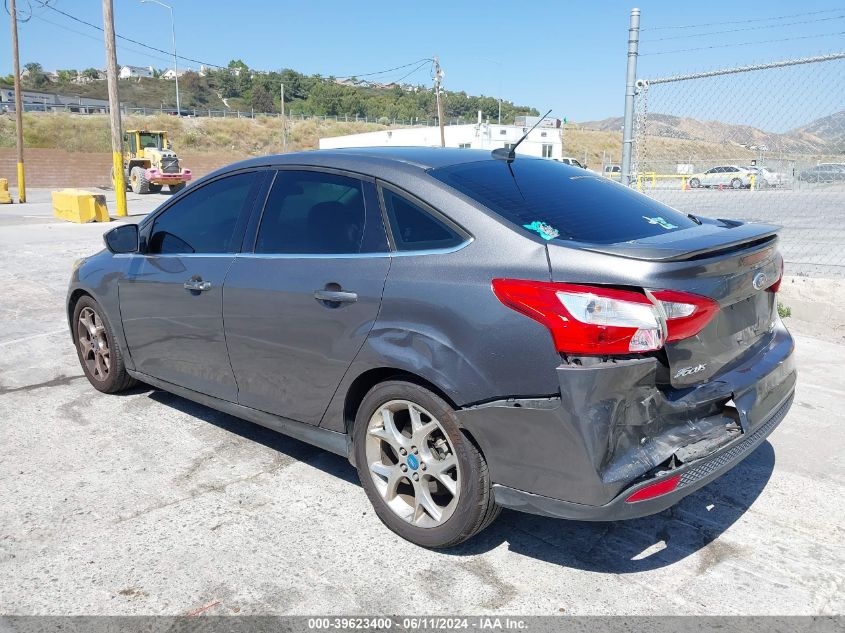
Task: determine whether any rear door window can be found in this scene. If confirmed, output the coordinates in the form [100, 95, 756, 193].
[429, 158, 696, 245]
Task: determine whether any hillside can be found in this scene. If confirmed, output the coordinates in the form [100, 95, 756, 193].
[582, 110, 845, 154]
[12, 64, 539, 124]
[0, 112, 388, 154]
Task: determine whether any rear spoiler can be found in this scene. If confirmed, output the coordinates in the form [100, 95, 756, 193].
[570, 221, 780, 262]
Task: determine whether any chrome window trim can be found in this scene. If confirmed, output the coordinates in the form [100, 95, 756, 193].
[233, 237, 473, 260]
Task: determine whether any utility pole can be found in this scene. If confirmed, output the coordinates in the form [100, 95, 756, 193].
[434, 56, 445, 147]
[280, 83, 287, 152]
[620, 7, 640, 187]
[8, 0, 25, 202]
[141, 1, 179, 114]
[103, 0, 127, 217]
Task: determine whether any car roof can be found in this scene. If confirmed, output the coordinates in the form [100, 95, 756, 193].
[229, 146, 533, 172]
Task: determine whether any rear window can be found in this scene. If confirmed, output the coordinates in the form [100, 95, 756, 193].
[429, 159, 696, 244]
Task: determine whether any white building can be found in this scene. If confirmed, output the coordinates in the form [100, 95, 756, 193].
[119, 65, 154, 79]
[162, 68, 187, 80]
[320, 114, 563, 160]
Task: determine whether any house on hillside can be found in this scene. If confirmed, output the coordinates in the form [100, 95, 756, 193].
[162, 68, 187, 80]
[119, 65, 154, 79]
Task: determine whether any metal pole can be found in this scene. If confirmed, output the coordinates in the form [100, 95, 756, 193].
[8, 0, 25, 202]
[280, 83, 287, 152]
[620, 7, 640, 187]
[103, 0, 127, 216]
[141, 0, 179, 113]
[169, 4, 179, 114]
[434, 56, 445, 147]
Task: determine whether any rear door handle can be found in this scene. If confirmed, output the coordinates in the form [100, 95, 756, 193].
[184, 279, 212, 292]
[314, 289, 358, 304]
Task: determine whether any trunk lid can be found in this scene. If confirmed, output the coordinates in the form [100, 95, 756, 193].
[547, 220, 782, 388]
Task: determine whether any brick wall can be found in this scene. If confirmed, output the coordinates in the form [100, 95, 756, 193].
[0, 149, 248, 188]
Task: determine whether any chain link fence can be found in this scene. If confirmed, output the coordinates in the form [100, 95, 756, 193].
[631, 53, 845, 278]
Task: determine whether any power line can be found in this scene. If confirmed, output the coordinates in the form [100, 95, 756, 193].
[37, 1, 228, 69]
[645, 13, 845, 42]
[391, 60, 433, 84]
[640, 31, 845, 56]
[335, 58, 433, 79]
[640, 7, 845, 31]
[30, 13, 175, 65]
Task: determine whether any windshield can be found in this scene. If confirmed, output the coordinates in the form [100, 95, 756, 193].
[429, 158, 696, 244]
[138, 132, 163, 150]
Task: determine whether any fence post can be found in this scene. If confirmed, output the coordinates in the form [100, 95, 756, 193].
[620, 7, 641, 187]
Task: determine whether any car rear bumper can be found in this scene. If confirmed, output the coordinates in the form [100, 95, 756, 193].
[455, 320, 795, 518]
[145, 167, 192, 183]
[491, 391, 792, 520]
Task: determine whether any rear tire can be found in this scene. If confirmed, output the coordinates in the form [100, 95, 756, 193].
[148, 183, 163, 193]
[169, 182, 186, 194]
[689, 178, 700, 188]
[72, 296, 137, 394]
[353, 380, 500, 548]
[130, 166, 150, 194]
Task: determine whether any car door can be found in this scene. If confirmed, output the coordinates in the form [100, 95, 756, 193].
[701, 167, 719, 186]
[223, 168, 391, 425]
[119, 170, 264, 401]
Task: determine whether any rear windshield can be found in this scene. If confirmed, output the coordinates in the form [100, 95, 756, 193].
[429, 159, 696, 244]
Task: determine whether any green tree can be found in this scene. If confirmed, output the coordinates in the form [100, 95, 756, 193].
[82, 68, 101, 80]
[23, 62, 49, 88]
[250, 83, 275, 113]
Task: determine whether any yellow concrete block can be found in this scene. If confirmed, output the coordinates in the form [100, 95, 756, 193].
[0, 178, 10, 204]
[52, 189, 110, 223]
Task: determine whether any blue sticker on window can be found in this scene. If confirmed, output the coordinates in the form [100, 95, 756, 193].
[642, 216, 678, 230]
[523, 221, 560, 241]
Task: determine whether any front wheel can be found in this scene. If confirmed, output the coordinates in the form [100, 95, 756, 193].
[731, 177, 742, 189]
[689, 178, 700, 188]
[353, 381, 500, 548]
[72, 296, 136, 393]
[129, 166, 149, 194]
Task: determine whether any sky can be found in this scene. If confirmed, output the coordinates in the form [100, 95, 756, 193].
[1, 0, 843, 124]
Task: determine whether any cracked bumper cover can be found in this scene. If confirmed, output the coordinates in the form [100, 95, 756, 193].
[455, 320, 795, 520]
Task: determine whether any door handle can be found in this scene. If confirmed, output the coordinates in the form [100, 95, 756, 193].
[314, 289, 358, 304]
[184, 279, 212, 292]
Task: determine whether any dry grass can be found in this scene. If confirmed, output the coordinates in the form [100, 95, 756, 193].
[0, 112, 387, 155]
[562, 126, 758, 169]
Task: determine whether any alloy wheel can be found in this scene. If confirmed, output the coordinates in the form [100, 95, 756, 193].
[77, 306, 110, 381]
[365, 399, 460, 528]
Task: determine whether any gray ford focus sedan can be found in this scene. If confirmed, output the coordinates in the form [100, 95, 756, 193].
[68, 147, 795, 548]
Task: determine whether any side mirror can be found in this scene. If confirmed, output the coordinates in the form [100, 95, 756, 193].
[104, 224, 139, 254]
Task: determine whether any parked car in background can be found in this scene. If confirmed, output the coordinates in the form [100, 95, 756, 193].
[745, 166, 786, 188]
[603, 164, 622, 180]
[68, 148, 795, 548]
[798, 163, 845, 183]
[689, 165, 755, 189]
[559, 156, 587, 169]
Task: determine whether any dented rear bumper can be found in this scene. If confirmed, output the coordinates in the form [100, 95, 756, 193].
[455, 320, 795, 519]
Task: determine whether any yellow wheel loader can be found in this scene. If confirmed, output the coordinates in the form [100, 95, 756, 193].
[115, 130, 192, 194]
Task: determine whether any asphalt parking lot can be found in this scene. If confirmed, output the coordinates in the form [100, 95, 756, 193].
[1, 189, 843, 616]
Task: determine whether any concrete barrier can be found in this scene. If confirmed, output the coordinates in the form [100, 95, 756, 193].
[52, 189, 110, 223]
[0, 178, 10, 204]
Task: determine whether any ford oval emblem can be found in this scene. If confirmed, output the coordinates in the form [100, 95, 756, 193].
[752, 272, 769, 290]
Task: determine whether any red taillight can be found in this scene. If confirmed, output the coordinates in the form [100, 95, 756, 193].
[651, 289, 720, 342]
[491, 279, 663, 355]
[625, 474, 681, 503]
[492, 279, 720, 356]
[767, 259, 784, 293]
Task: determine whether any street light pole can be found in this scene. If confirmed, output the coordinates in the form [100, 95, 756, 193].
[141, 0, 179, 114]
